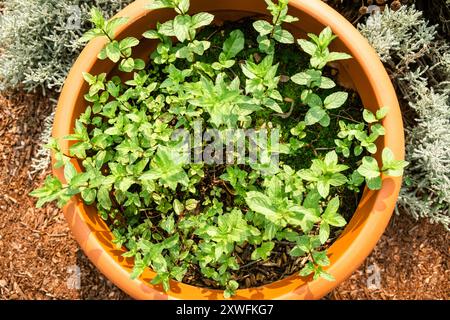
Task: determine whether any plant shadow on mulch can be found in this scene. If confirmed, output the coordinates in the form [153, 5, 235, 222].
[75, 249, 131, 300]
[0, 91, 448, 300]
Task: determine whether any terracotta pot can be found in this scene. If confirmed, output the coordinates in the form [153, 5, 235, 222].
[53, 0, 404, 299]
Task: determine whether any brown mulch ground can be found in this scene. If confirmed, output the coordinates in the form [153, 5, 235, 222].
[0, 92, 128, 300]
[329, 214, 449, 300]
[0, 92, 448, 300]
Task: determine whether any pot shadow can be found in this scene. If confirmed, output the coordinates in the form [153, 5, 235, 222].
[324, 177, 398, 268]
[75, 249, 131, 300]
[340, 177, 396, 236]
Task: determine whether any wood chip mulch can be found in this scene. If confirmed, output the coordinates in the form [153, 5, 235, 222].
[0, 92, 129, 300]
[0, 91, 448, 300]
[328, 213, 449, 300]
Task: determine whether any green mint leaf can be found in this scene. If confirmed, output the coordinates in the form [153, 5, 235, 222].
[119, 37, 139, 50]
[328, 173, 348, 186]
[297, 39, 317, 56]
[191, 12, 214, 29]
[312, 251, 330, 267]
[290, 245, 306, 257]
[177, 0, 190, 14]
[324, 91, 348, 109]
[134, 59, 146, 70]
[119, 58, 135, 72]
[305, 106, 326, 125]
[97, 185, 112, 210]
[143, 29, 160, 40]
[158, 20, 176, 37]
[318, 114, 331, 127]
[376, 106, 389, 120]
[69, 142, 90, 159]
[326, 51, 352, 62]
[319, 222, 330, 244]
[288, 206, 321, 232]
[105, 17, 129, 39]
[322, 197, 346, 227]
[185, 199, 199, 211]
[253, 20, 273, 36]
[317, 180, 330, 198]
[299, 261, 315, 277]
[64, 162, 77, 184]
[105, 41, 121, 62]
[382, 147, 395, 164]
[89, 7, 105, 28]
[273, 28, 294, 44]
[224, 280, 239, 299]
[79, 28, 104, 43]
[222, 29, 245, 60]
[251, 241, 275, 260]
[30, 176, 63, 208]
[367, 176, 382, 190]
[363, 109, 377, 123]
[319, 76, 336, 89]
[146, 0, 175, 10]
[381, 148, 408, 176]
[173, 15, 191, 42]
[283, 14, 299, 23]
[371, 123, 385, 136]
[245, 191, 280, 224]
[97, 48, 108, 60]
[173, 199, 184, 215]
[305, 91, 320, 107]
[257, 35, 274, 54]
[263, 221, 278, 240]
[317, 26, 336, 49]
[160, 214, 175, 234]
[82, 72, 96, 85]
[81, 188, 96, 205]
[291, 69, 322, 87]
[324, 150, 338, 166]
[263, 98, 284, 113]
[357, 156, 380, 179]
[318, 269, 335, 281]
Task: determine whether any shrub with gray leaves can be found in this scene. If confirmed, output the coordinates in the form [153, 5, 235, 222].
[359, 6, 450, 230]
[0, 0, 133, 93]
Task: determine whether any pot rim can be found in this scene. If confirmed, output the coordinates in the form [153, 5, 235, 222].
[53, 0, 404, 300]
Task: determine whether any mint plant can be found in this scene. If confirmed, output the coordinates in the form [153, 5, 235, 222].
[31, 0, 407, 298]
[253, 0, 297, 54]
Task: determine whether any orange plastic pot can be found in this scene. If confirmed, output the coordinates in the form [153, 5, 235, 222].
[53, 0, 404, 299]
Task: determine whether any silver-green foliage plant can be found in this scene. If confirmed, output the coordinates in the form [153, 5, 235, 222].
[359, 6, 450, 229]
[31, 0, 407, 297]
[0, 0, 133, 93]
